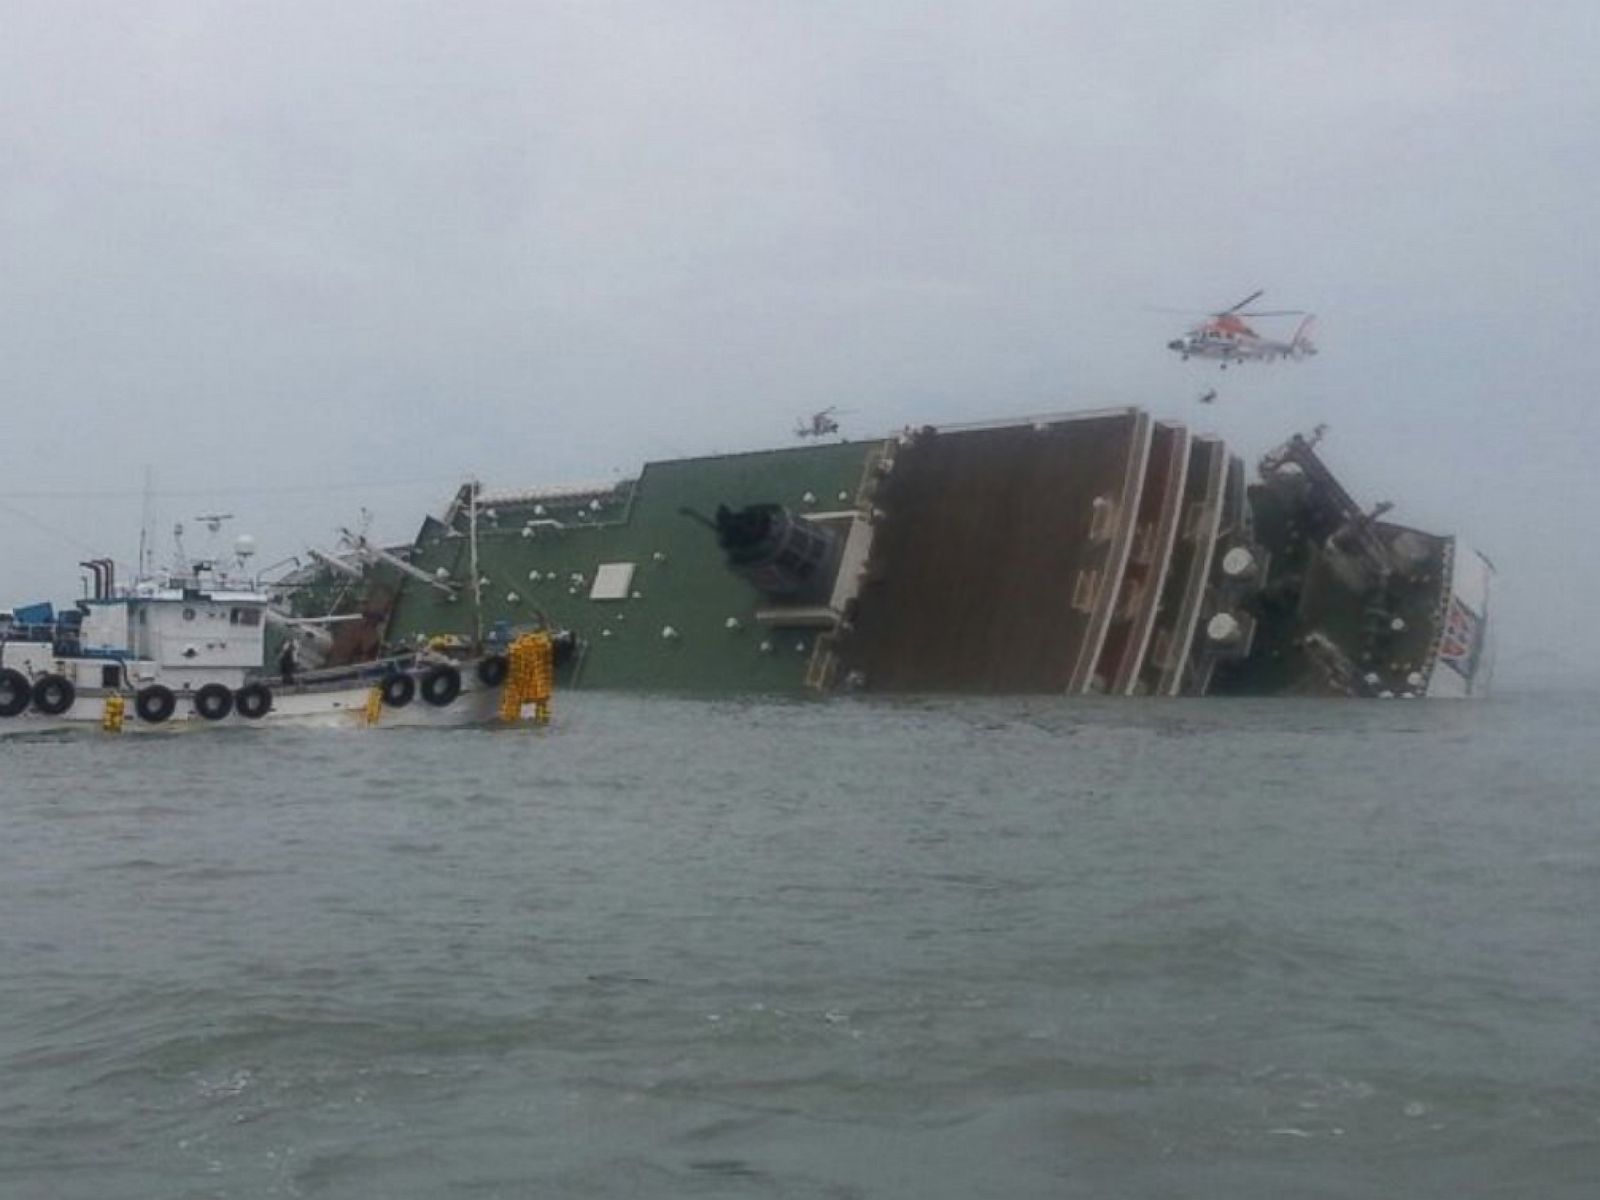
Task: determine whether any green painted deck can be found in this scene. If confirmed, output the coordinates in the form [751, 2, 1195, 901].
[386, 441, 883, 691]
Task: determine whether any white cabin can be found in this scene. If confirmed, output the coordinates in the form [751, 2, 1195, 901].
[0, 589, 270, 693]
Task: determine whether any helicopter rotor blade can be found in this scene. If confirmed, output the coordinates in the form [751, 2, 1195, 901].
[1220, 290, 1265, 315]
[1237, 309, 1307, 318]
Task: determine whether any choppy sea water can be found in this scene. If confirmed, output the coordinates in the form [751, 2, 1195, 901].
[1, 693, 1596, 1199]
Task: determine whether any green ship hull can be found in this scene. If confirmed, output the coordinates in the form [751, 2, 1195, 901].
[353, 408, 1491, 698]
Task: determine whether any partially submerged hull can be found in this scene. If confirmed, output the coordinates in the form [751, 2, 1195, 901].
[355, 409, 1493, 698]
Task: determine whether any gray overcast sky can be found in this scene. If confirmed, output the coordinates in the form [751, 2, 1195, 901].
[2, 1, 1595, 683]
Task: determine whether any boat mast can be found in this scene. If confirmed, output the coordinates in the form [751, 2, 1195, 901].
[138, 465, 154, 580]
[468, 478, 483, 646]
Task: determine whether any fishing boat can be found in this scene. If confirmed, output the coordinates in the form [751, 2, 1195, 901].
[0, 545, 558, 735]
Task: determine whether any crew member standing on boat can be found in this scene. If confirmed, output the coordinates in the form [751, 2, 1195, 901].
[278, 634, 299, 685]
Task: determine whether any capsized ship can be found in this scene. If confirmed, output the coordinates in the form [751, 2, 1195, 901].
[377, 408, 1492, 698]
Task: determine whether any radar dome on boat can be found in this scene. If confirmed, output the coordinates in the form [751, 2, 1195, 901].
[234, 535, 257, 561]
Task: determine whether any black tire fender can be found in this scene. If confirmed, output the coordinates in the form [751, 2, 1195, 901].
[0, 668, 31, 718]
[193, 682, 234, 721]
[32, 673, 76, 716]
[420, 664, 462, 707]
[381, 672, 416, 707]
[235, 683, 273, 720]
[134, 684, 177, 724]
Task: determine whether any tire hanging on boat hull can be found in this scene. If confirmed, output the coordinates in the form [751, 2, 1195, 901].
[194, 683, 234, 721]
[0, 668, 32, 717]
[135, 684, 176, 724]
[381, 672, 416, 707]
[32, 674, 75, 716]
[235, 683, 272, 720]
[420, 665, 461, 707]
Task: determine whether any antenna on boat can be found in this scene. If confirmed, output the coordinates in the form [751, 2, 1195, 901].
[467, 478, 484, 647]
[138, 465, 155, 580]
[184, 513, 236, 582]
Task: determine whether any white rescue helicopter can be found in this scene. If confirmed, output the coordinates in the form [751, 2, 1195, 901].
[1165, 290, 1318, 368]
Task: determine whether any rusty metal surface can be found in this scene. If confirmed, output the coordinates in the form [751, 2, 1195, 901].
[837, 413, 1143, 693]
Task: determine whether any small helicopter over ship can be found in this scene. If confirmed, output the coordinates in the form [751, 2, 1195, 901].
[794, 407, 845, 438]
[1165, 290, 1318, 368]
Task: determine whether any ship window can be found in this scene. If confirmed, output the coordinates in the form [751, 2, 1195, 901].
[230, 608, 262, 626]
[183, 607, 196, 621]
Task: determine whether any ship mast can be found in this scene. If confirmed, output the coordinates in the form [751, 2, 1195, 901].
[467, 478, 483, 646]
[137, 465, 155, 580]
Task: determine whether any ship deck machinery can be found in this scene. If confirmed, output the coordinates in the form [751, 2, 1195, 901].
[381, 410, 1484, 697]
[1206, 433, 1475, 698]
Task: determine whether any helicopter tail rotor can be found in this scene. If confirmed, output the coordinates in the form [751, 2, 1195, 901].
[1289, 315, 1318, 357]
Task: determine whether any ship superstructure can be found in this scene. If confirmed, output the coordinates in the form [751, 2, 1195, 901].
[380, 408, 1491, 698]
